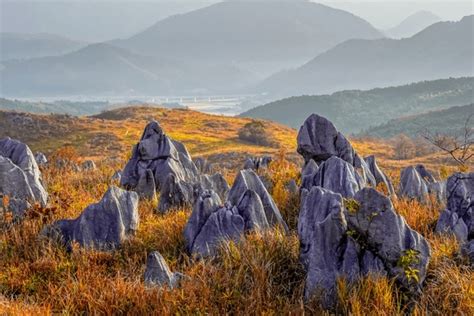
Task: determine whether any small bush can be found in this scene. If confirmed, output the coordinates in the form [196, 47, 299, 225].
[238, 120, 276, 147]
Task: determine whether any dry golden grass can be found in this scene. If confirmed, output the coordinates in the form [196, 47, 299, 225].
[0, 106, 472, 315]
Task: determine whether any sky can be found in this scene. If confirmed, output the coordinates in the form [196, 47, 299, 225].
[0, 0, 472, 40]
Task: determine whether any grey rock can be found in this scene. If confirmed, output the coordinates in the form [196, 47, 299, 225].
[301, 160, 319, 191]
[228, 169, 287, 230]
[312, 156, 365, 198]
[136, 169, 157, 200]
[81, 160, 96, 171]
[144, 251, 183, 289]
[243, 156, 272, 171]
[0, 138, 48, 217]
[461, 240, 474, 264]
[296, 114, 375, 191]
[299, 186, 430, 306]
[435, 172, 473, 241]
[111, 171, 122, 182]
[34, 152, 48, 166]
[435, 209, 468, 242]
[364, 155, 396, 197]
[297, 114, 355, 165]
[286, 179, 299, 195]
[46, 186, 139, 250]
[121, 120, 228, 212]
[194, 157, 214, 174]
[399, 166, 429, 201]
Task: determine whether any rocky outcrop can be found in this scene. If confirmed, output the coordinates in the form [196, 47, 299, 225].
[0, 137, 48, 218]
[435, 172, 473, 245]
[144, 251, 184, 289]
[194, 157, 214, 174]
[309, 156, 365, 198]
[299, 186, 430, 306]
[399, 165, 445, 202]
[81, 160, 96, 171]
[34, 152, 48, 166]
[228, 169, 286, 229]
[120, 120, 229, 211]
[297, 114, 376, 191]
[364, 155, 396, 197]
[184, 169, 286, 257]
[243, 156, 272, 171]
[46, 186, 139, 250]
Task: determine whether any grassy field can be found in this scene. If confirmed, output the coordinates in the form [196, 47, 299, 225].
[0, 107, 472, 314]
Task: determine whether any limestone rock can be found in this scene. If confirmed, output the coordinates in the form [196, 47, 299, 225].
[243, 156, 272, 171]
[364, 155, 396, 197]
[144, 251, 183, 288]
[227, 169, 286, 230]
[34, 152, 48, 166]
[81, 160, 96, 171]
[399, 165, 445, 202]
[46, 186, 139, 250]
[0, 138, 48, 217]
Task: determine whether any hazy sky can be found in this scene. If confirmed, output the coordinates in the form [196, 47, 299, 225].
[0, 0, 472, 40]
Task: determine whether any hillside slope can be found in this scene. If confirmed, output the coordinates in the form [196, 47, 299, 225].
[385, 11, 441, 39]
[242, 77, 474, 134]
[259, 16, 474, 97]
[362, 104, 474, 138]
[0, 32, 84, 61]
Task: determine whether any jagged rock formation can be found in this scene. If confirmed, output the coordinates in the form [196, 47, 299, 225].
[194, 157, 214, 174]
[243, 156, 272, 171]
[299, 186, 430, 306]
[144, 251, 184, 288]
[435, 172, 473, 246]
[184, 169, 286, 257]
[399, 165, 445, 202]
[0, 137, 48, 218]
[297, 114, 376, 190]
[364, 155, 396, 197]
[81, 160, 97, 171]
[34, 152, 48, 166]
[304, 156, 365, 197]
[45, 186, 139, 250]
[120, 120, 229, 211]
[111, 170, 122, 182]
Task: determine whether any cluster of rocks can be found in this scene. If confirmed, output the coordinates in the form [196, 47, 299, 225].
[184, 169, 287, 257]
[0, 137, 48, 218]
[296, 114, 430, 306]
[120, 121, 229, 212]
[243, 155, 272, 171]
[435, 172, 473, 262]
[144, 251, 184, 289]
[399, 165, 445, 202]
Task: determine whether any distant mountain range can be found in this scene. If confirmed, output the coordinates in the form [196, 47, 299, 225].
[362, 104, 474, 138]
[241, 77, 474, 134]
[0, 32, 85, 61]
[0, 98, 111, 116]
[385, 11, 441, 39]
[1, 0, 382, 97]
[258, 16, 474, 98]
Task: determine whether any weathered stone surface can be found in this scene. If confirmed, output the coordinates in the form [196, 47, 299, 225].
[299, 186, 430, 306]
[461, 240, 474, 264]
[286, 179, 299, 195]
[194, 157, 214, 174]
[301, 160, 319, 191]
[34, 152, 48, 166]
[81, 160, 96, 171]
[144, 251, 183, 288]
[0, 137, 48, 217]
[46, 186, 139, 250]
[297, 114, 355, 165]
[311, 157, 365, 198]
[185, 170, 283, 257]
[243, 156, 272, 171]
[136, 169, 157, 200]
[227, 169, 286, 230]
[435, 172, 473, 242]
[111, 170, 122, 182]
[121, 120, 228, 212]
[297, 114, 375, 192]
[364, 155, 396, 197]
[399, 165, 445, 202]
